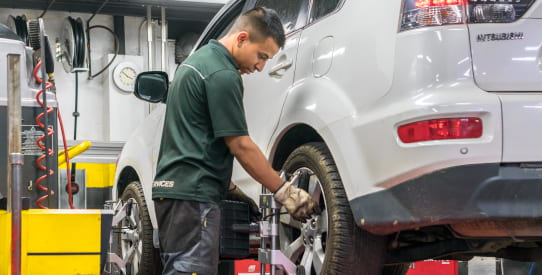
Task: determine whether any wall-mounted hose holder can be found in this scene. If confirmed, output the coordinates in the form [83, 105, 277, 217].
[58, 16, 87, 73]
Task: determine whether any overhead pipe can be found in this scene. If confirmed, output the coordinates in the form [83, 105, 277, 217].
[161, 7, 167, 72]
[147, 6, 153, 71]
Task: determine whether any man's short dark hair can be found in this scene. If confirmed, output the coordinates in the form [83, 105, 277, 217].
[231, 7, 286, 48]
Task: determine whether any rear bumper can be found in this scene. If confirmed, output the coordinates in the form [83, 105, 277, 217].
[350, 163, 542, 235]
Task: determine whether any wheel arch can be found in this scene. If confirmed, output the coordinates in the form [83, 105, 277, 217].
[270, 124, 324, 170]
[116, 166, 141, 199]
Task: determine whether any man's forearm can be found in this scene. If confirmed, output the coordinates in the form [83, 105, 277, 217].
[224, 136, 283, 192]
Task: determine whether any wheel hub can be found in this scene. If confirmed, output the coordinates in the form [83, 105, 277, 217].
[302, 217, 320, 246]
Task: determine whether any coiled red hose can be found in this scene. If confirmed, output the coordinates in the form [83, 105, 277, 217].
[33, 61, 76, 209]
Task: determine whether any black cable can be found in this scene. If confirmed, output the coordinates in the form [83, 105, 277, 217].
[14, 17, 22, 39]
[10, 15, 29, 46]
[19, 16, 28, 46]
[39, 0, 56, 18]
[87, 25, 119, 79]
[43, 35, 55, 74]
[73, 72, 79, 140]
[71, 71, 80, 192]
[86, 0, 111, 79]
[262, 212, 289, 220]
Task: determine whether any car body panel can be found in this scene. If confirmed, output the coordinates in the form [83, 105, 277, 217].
[499, 93, 542, 162]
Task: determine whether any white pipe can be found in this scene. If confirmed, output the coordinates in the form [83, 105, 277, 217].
[161, 7, 167, 72]
[147, 6, 153, 70]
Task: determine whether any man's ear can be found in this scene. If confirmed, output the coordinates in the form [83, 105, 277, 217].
[237, 31, 249, 47]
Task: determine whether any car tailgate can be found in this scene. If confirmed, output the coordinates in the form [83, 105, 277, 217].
[468, 0, 542, 91]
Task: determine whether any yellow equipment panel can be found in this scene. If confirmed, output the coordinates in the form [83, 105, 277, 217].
[0, 210, 10, 274]
[0, 209, 112, 275]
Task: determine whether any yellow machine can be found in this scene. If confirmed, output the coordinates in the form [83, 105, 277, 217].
[0, 209, 112, 275]
[1, 19, 113, 275]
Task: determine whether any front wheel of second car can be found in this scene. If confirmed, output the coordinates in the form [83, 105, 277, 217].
[117, 181, 161, 275]
[280, 142, 403, 275]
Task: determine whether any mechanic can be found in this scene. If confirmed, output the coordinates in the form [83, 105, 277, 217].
[152, 7, 320, 275]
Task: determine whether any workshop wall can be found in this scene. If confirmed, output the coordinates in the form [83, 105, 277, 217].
[0, 8, 178, 143]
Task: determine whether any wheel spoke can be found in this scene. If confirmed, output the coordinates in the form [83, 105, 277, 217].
[283, 236, 304, 259]
[124, 244, 136, 262]
[128, 209, 137, 227]
[137, 239, 143, 257]
[300, 247, 314, 274]
[308, 175, 321, 199]
[131, 203, 140, 228]
[313, 237, 325, 274]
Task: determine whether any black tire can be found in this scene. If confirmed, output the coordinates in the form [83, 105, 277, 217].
[119, 182, 161, 275]
[280, 142, 391, 275]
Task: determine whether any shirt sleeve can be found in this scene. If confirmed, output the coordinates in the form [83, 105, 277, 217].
[205, 70, 249, 138]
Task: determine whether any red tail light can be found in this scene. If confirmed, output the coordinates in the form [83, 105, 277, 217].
[415, 0, 466, 8]
[398, 117, 483, 143]
[401, 0, 467, 31]
[401, 0, 536, 31]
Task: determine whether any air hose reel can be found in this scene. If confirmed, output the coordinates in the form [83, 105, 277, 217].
[57, 16, 87, 73]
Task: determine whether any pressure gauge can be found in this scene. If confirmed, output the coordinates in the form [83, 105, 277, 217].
[113, 62, 139, 93]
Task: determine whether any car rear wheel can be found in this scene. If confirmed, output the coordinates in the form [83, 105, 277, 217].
[118, 181, 160, 275]
[280, 142, 402, 275]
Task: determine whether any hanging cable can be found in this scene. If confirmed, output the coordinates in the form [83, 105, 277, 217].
[38, 0, 56, 18]
[87, 25, 119, 79]
[58, 108, 77, 209]
[86, 0, 116, 80]
[63, 17, 86, 189]
[71, 71, 80, 190]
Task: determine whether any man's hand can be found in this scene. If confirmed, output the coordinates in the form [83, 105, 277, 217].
[226, 185, 261, 222]
[273, 181, 320, 223]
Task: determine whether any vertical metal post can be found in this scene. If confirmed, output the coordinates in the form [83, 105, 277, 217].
[260, 185, 267, 275]
[8, 54, 23, 275]
[9, 154, 23, 275]
[147, 6, 153, 71]
[161, 7, 167, 72]
[271, 207, 279, 275]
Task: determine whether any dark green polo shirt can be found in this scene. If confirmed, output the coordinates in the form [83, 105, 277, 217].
[152, 39, 248, 204]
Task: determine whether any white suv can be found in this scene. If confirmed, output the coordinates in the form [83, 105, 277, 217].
[113, 0, 542, 274]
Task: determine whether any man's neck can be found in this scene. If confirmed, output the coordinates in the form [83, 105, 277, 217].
[218, 35, 235, 57]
